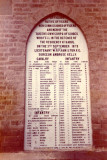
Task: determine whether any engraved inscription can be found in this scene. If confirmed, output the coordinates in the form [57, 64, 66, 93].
[24, 14, 92, 150]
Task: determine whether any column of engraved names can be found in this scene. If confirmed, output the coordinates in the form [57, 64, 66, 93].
[84, 61, 91, 145]
[64, 62, 72, 147]
[71, 62, 87, 148]
[26, 62, 32, 148]
[32, 62, 40, 149]
[39, 62, 55, 147]
[53, 61, 58, 147]
[59, 63, 65, 146]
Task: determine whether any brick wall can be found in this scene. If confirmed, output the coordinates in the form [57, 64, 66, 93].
[0, 0, 107, 152]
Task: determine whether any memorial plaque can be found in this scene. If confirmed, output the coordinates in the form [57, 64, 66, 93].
[24, 13, 92, 150]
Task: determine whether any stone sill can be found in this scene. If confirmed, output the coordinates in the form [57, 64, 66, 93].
[0, 151, 107, 160]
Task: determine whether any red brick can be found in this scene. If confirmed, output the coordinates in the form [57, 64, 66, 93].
[100, 140, 107, 147]
[8, 115, 24, 120]
[1, 129, 24, 136]
[8, 66, 24, 71]
[100, 107, 107, 119]
[81, 4, 96, 7]
[9, 30, 19, 33]
[14, 3, 28, 7]
[93, 8, 100, 12]
[85, 8, 92, 12]
[102, 124, 107, 130]
[102, 16, 107, 20]
[0, 86, 6, 90]
[93, 0, 101, 3]
[12, 110, 24, 115]
[32, 0, 42, 2]
[2, 110, 11, 116]
[86, 12, 96, 16]
[75, 0, 93, 3]
[93, 124, 101, 130]
[14, 8, 23, 12]
[0, 116, 5, 120]
[93, 139, 103, 147]
[30, 4, 43, 7]
[0, 0, 106, 152]
[11, 120, 23, 126]
[2, 100, 11, 105]
[1, 121, 10, 128]
[4, 136, 22, 143]
[102, 133, 107, 139]
[0, 34, 4, 37]
[1, 142, 22, 148]
[66, 0, 74, 3]
[101, 119, 107, 124]
[0, 105, 5, 110]
[92, 115, 101, 124]
[23, 0, 30, 2]
[0, 76, 5, 80]
[0, 39, 7, 43]
[0, 145, 23, 152]
[11, 20, 24, 25]
[93, 132, 102, 140]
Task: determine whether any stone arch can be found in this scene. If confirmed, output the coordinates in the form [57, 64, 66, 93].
[26, 12, 87, 43]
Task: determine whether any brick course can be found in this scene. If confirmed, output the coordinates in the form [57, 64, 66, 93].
[0, 0, 107, 152]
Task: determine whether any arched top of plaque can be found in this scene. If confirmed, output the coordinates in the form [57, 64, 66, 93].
[26, 12, 89, 63]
